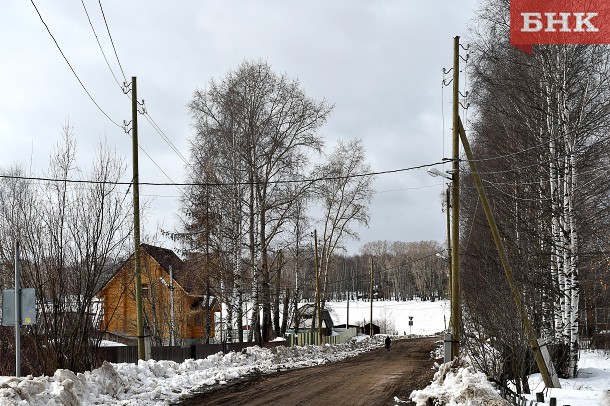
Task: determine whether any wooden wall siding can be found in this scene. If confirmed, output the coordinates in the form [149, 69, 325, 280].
[99, 250, 220, 342]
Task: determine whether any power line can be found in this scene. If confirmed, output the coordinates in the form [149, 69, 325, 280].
[98, 0, 127, 83]
[137, 145, 181, 189]
[143, 112, 191, 167]
[83, 0, 221, 179]
[29, 0, 122, 129]
[462, 124, 607, 165]
[83, 7, 187, 189]
[32, 0, 189, 199]
[0, 161, 446, 187]
[80, 0, 123, 90]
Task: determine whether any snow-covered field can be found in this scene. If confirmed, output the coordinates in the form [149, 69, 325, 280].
[326, 298, 449, 336]
[0, 300, 608, 406]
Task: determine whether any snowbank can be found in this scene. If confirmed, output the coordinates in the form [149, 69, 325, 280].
[0, 338, 385, 405]
[522, 349, 610, 406]
[409, 358, 509, 406]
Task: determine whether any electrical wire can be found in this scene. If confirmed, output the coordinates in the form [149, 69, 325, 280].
[482, 179, 552, 202]
[143, 112, 191, 167]
[82, 2, 188, 190]
[98, 0, 127, 83]
[96, 0, 189, 177]
[80, 0, 123, 90]
[137, 145, 181, 189]
[462, 123, 610, 165]
[468, 157, 555, 176]
[33, 0, 175, 193]
[29, 0, 122, 129]
[0, 161, 448, 187]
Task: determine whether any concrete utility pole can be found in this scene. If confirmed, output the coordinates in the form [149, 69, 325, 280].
[450, 35, 461, 360]
[369, 257, 374, 338]
[131, 76, 145, 360]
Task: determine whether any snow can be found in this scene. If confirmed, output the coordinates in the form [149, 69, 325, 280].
[325, 298, 449, 336]
[409, 358, 510, 406]
[409, 351, 610, 406]
[98, 340, 127, 347]
[1, 300, 609, 406]
[0, 338, 386, 405]
[520, 350, 610, 406]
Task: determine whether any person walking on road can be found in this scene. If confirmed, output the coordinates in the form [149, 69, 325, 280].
[385, 336, 391, 351]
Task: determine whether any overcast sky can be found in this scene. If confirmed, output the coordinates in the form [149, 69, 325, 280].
[0, 1, 479, 255]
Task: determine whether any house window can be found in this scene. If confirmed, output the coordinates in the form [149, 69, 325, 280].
[142, 284, 149, 298]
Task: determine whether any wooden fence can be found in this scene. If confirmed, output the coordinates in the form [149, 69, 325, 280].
[286, 328, 358, 347]
[492, 378, 572, 406]
[98, 341, 287, 364]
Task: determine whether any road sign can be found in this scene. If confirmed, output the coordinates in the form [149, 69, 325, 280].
[2, 288, 36, 326]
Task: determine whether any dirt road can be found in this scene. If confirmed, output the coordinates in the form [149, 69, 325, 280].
[177, 336, 439, 406]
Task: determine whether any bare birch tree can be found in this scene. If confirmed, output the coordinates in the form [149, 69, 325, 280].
[186, 60, 332, 342]
[313, 139, 374, 310]
[464, 0, 610, 384]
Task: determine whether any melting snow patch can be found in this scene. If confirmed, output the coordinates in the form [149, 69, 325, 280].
[409, 358, 509, 406]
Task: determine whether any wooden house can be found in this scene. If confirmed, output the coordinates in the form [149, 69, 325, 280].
[98, 243, 220, 344]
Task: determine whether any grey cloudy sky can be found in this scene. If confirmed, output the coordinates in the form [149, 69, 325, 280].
[0, 1, 479, 254]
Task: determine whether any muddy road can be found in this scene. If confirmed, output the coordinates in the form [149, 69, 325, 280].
[177, 336, 439, 406]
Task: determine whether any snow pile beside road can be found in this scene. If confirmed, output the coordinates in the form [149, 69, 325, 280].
[0, 338, 384, 405]
[523, 349, 610, 406]
[409, 358, 509, 406]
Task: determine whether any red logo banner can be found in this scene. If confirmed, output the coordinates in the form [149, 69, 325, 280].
[510, 0, 610, 53]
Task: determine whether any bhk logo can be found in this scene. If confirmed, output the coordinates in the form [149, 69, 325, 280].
[510, 0, 610, 53]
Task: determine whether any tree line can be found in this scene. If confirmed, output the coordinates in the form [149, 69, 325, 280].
[175, 59, 447, 343]
[461, 0, 610, 392]
[0, 60, 447, 374]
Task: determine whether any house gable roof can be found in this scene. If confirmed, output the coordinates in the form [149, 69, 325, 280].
[292, 304, 334, 329]
[141, 243, 183, 277]
[99, 243, 205, 297]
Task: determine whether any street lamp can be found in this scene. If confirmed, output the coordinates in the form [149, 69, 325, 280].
[427, 167, 453, 180]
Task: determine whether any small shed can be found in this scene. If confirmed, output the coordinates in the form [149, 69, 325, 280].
[334, 324, 363, 334]
[363, 322, 380, 336]
[291, 304, 335, 336]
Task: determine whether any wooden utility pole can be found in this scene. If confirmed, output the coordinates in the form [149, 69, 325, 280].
[457, 118, 560, 388]
[450, 36, 461, 360]
[131, 76, 145, 360]
[314, 229, 322, 344]
[369, 257, 374, 338]
[346, 291, 350, 328]
[446, 186, 452, 313]
[169, 265, 175, 346]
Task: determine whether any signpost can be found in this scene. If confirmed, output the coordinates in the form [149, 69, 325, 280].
[1, 288, 36, 326]
[0, 242, 36, 377]
[408, 316, 413, 336]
